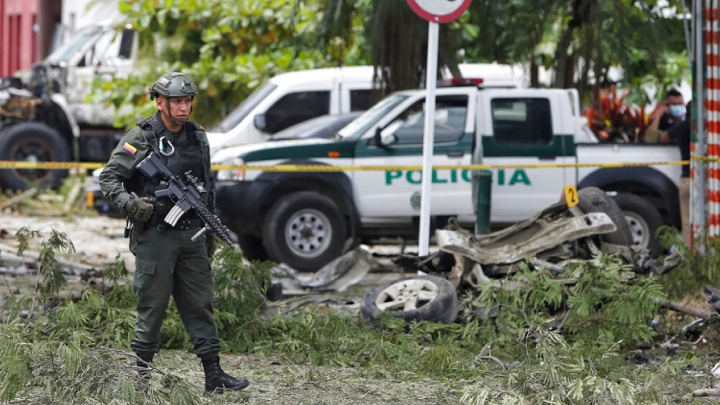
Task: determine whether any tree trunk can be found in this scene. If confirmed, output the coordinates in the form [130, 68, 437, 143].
[578, 24, 594, 103]
[564, 51, 576, 89]
[552, 26, 574, 88]
[369, 0, 462, 95]
[530, 60, 539, 88]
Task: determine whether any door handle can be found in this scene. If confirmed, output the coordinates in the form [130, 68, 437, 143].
[538, 155, 556, 161]
[446, 152, 464, 158]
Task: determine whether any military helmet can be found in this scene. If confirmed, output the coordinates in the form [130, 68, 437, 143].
[149, 72, 198, 100]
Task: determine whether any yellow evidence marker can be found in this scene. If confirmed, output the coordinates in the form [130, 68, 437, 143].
[564, 185, 579, 208]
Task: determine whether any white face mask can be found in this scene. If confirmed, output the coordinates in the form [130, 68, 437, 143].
[669, 104, 686, 118]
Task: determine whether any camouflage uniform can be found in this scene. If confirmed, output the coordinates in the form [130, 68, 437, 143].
[99, 72, 248, 394]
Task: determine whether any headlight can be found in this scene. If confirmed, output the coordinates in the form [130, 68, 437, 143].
[216, 157, 245, 181]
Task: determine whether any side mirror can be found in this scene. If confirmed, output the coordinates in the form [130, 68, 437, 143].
[382, 133, 398, 146]
[374, 127, 398, 147]
[373, 127, 383, 145]
[253, 113, 267, 131]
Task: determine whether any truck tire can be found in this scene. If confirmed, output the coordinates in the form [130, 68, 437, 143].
[237, 234, 270, 262]
[262, 191, 348, 272]
[361, 275, 459, 324]
[612, 192, 664, 257]
[0, 123, 71, 191]
[577, 187, 633, 246]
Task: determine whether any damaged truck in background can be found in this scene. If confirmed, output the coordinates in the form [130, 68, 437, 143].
[0, 24, 137, 190]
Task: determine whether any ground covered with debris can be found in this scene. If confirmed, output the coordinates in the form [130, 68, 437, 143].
[3, 202, 720, 403]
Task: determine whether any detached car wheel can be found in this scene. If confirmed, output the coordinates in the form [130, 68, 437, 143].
[0, 123, 71, 190]
[612, 192, 664, 257]
[577, 187, 633, 246]
[262, 191, 348, 272]
[361, 275, 459, 324]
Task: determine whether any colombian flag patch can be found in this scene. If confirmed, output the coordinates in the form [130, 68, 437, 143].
[122, 142, 137, 155]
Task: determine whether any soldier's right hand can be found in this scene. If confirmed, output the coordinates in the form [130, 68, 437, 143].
[124, 196, 154, 222]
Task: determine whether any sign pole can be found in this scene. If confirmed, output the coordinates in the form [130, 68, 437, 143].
[405, 0, 473, 256]
[418, 21, 440, 257]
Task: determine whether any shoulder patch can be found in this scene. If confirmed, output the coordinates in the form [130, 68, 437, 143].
[122, 142, 138, 155]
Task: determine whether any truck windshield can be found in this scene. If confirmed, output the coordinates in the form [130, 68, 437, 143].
[213, 82, 278, 132]
[46, 26, 104, 63]
[337, 94, 410, 139]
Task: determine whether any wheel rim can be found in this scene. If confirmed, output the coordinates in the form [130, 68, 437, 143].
[624, 211, 650, 247]
[285, 208, 332, 259]
[9, 138, 55, 182]
[374, 279, 439, 313]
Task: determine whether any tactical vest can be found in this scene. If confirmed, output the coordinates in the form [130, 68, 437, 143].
[124, 115, 212, 222]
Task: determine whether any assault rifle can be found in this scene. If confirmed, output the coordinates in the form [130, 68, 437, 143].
[135, 151, 235, 247]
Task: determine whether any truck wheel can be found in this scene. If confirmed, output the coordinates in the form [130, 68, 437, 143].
[262, 191, 348, 272]
[612, 192, 663, 256]
[360, 275, 459, 324]
[0, 123, 71, 191]
[236, 234, 270, 262]
[577, 187, 633, 246]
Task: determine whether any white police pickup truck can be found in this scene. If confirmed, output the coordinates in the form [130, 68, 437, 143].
[212, 81, 682, 271]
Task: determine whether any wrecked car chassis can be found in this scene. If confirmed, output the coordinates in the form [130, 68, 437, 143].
[360, 187, 684, 324]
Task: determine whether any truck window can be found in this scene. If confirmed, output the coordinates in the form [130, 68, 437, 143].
[381, 95, 468, 145]
[214, 82, 277, 132]
[491, 98, 552, 144]
[118, 29, 135, 59]
[350, 90, 371, 111]
[265, 91, 331, 134]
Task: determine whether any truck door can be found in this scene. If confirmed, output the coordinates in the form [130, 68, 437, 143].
[478, 90, 572, 224]
[352, 88, 476, 220]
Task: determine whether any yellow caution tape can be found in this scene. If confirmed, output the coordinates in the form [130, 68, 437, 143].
[0, 161, 105, 170]
[0, 156, 714, 172]
[213, 160, 691, 172]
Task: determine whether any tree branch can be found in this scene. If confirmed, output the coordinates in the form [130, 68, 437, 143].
[476, 355, 509, 370]
[693, 388, 720, 397]
[653, 297, 714, 320]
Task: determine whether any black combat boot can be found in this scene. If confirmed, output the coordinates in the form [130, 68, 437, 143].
[135, 352, 155, 381]
[201, 356, 250, 394]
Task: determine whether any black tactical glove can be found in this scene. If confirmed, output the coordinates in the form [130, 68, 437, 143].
[124, 196, 154, 222]
[206, 235, 218, 259]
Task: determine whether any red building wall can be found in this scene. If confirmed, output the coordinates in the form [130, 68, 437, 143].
[0, 0, 41, 77]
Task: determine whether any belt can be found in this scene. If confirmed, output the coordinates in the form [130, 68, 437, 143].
[148, 215, 204, 231]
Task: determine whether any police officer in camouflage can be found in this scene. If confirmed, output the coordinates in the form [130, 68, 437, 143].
[99, 72, 249, 394]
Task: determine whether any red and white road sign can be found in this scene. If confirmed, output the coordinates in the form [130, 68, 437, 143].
[406, 0, 473, 24]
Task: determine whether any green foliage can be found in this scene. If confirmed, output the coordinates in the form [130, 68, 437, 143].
[0, 322, 208, 404]
[90, 0, 690, 133]
[468, 254, 663, 356]
[459, 329, 638, 404]
[92, 0, 365, 128]
[0, 228, 274, 402]
[657, 225, 720, 299]
[212, 242, 274, 351]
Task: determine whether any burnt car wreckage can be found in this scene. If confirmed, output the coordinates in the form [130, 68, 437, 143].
[360, 187, 686, 325]
[0, 66, 87, 191]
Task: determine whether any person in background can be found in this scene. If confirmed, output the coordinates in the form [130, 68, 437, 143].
[648, 88, 686, 134]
